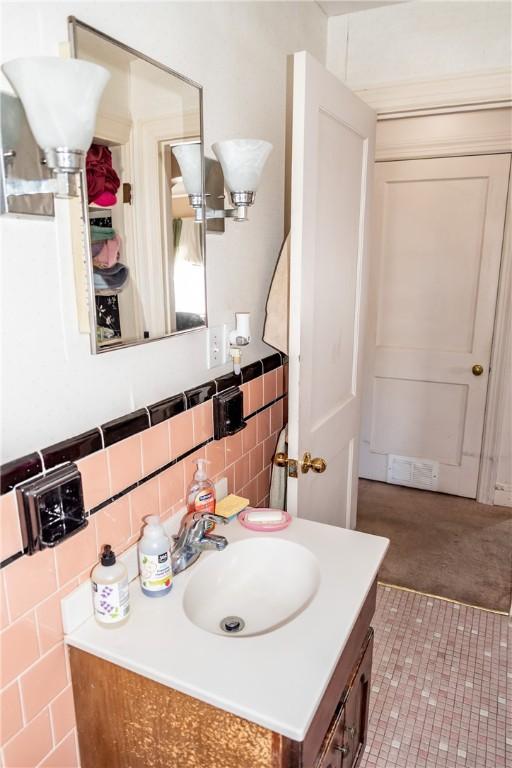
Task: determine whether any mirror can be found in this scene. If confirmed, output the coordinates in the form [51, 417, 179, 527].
[69, 18, 207, 352]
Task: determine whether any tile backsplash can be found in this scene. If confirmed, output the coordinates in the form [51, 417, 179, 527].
[0, 354, 287, 767]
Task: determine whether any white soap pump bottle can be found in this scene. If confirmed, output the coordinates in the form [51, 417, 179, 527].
[138, 515, 173, 597]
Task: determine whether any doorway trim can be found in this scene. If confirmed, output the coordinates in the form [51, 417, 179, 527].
[478, 175, 512, 504]
[355, 67, 511, 117]
[370, 100, 511, 504]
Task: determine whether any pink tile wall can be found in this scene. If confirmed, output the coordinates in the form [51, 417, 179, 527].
[0, 365, 287, 766]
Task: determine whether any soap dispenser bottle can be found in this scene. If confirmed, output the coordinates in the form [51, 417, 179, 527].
[187, 459, 216, 519]
[138, 515, 173, 597]
[91, 545, 130, 628]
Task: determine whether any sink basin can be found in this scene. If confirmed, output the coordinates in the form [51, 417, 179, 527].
[183, 538, 321, 637]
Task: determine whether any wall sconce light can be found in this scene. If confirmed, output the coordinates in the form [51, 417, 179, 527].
[1, 56, 109, 200]
[173, 139, 272, 224]
[229, 312, 251, 375]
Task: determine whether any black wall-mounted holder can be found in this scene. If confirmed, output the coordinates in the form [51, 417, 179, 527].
[16, 462, 87, 555]
[213, 386, 246, 440]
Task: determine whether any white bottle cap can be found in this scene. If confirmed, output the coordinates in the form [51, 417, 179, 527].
[144, 514, 163, 537]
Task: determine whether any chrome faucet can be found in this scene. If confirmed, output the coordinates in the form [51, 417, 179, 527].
[171, 511, 228, 576]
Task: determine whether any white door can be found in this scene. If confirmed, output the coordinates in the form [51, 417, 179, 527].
[360, 154, 511, 498]
[287, 51, 375, 528]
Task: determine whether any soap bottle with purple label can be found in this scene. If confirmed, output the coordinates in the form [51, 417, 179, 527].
[91, 545, 130, 628]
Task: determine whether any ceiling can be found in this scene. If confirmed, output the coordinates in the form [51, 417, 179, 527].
[317, 1, 408, 16]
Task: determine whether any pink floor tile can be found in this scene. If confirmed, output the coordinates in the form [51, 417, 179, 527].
[359, 585, 510, 768]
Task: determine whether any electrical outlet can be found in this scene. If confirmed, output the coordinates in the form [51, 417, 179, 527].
[207, 326, 225, 368]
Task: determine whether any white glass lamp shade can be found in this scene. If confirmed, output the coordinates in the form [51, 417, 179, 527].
[172, 144, 202, 196]
[1, 57, 110, 151]
[212, 139, 272, 193]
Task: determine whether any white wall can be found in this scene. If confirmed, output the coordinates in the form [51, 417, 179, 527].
[327, 1, 511, 87]
[0, 1, 326, 462]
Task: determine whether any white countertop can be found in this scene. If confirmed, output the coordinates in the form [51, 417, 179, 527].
[64, 516, 388, 741]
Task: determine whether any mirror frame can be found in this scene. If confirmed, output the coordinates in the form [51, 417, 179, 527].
[68, 16, 208, 354]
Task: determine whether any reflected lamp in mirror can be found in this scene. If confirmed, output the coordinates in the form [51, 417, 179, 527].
[175, 139, 272, 223]
[1, 56, 109, 201]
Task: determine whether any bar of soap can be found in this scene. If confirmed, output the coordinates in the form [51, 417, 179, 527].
[245, 509, 285, 524]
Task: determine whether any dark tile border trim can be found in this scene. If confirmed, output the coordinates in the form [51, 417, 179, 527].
[42, 429, 103, 471]
[215, 371, 242, 392]
[0, 391, 287, 571]
[1, 452, 43, 495]
[101, 409, 150, 448]
[0, 353, 285, 496]
[262, 353, 281, 373]
[241, 360, 263, 383]
[185, 381, 217, 408]
[148, 394, 186, 426]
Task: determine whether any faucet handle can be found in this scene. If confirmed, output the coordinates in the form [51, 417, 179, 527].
[199, 513, 228, 526]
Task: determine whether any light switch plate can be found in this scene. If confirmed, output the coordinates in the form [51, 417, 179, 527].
[207, 325, 225, 368]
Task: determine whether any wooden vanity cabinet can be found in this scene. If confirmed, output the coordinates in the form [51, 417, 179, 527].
[69, 580, 376, 768]
[315, 630, 373, 768]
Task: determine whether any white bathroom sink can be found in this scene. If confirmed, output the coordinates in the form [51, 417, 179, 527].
[182, 537, 321, 636]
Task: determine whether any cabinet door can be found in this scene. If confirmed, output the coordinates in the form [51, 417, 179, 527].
[316, 629, 373, 768]
[340, 630, 373, 768]
[315, 707, 345, 768]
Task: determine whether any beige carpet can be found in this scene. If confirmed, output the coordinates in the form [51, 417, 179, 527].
[356, 479, 512, 612]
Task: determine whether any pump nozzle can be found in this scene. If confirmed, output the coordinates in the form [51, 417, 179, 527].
[194, 458, 209, 481]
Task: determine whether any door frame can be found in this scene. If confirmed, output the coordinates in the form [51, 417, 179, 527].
[366, 102, 511, 504]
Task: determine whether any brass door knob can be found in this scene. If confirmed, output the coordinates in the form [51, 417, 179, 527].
[274, 452, 298, 478]
[335, 744, 349, 755]
[301, 452, 327, 474]
[274, 452, 289, 467]
[472, 364, 484, 376]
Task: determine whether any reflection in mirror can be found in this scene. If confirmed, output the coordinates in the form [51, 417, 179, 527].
[69, 18, 207, 352]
